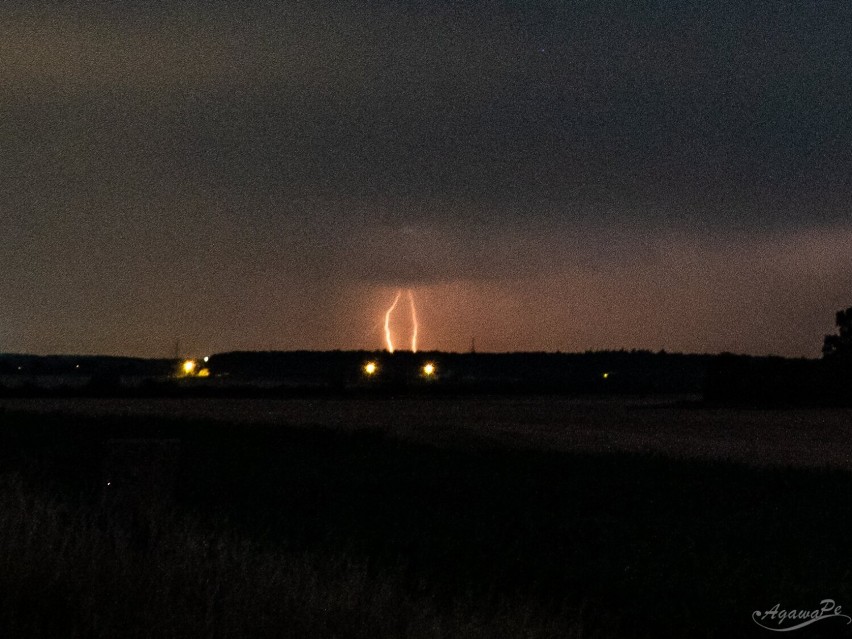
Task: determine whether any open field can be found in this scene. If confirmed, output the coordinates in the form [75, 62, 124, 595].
[5, 395, 852, 468]
[2, 397, 852, 637]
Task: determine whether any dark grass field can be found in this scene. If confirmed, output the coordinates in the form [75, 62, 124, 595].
[1, 398, 852, 637]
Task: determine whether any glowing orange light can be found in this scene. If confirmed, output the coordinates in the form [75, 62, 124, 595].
[197, 368, 210, 378]
[364, 361, 378, 375]
[602, 372, 610, 379]
[422, 363, 435, 376]
[182, 360, 196, 375]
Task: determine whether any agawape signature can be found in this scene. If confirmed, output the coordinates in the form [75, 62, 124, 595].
[753, 599, 851, 631]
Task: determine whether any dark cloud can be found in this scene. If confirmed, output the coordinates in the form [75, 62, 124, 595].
[1, 1, 850, 356]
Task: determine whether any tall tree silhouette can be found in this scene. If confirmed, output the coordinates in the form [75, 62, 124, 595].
[823, 307, 852, 360]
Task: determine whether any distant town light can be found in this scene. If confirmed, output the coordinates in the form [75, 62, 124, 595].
[422, 363, 436, 377]
[364, 361, 378, 376]
[197, 368, 210, 378]
[182, 360, 196, 375]
[203, 356, 209, 363]
[602, 372, 610, 379]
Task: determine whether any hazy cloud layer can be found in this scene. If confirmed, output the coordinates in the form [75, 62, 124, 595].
[2, 1, 850, 356]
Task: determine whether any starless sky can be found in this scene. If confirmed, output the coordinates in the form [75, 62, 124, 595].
[2, 0, 851, 357]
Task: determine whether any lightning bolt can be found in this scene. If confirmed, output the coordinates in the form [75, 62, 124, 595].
[384, 291, 402, 353]
[407, 290, 418, 353]
[383, 289, 420, 353]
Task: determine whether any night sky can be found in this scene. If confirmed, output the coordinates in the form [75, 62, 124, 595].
[3, 1, 851, 357]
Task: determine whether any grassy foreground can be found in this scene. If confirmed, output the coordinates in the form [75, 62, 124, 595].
[1, 406, 851, 637]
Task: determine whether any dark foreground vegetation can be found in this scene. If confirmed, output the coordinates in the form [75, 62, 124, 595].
[1, 406, 851, 637]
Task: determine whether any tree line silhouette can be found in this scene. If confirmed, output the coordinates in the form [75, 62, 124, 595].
[823, 307, 852, 361]
[705, 306, 852, 406]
